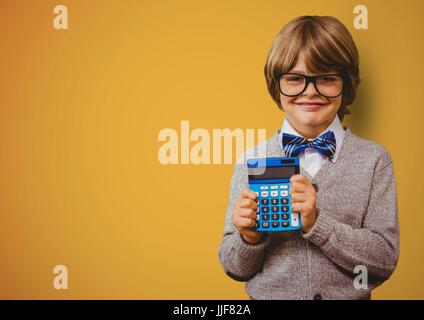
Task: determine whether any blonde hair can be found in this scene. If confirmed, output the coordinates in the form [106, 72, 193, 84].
[264, 16, 361, 122]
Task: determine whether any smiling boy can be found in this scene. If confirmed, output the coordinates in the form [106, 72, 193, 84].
[218, 16, 399, 300]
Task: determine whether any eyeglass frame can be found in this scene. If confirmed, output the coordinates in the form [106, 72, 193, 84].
[277, 72, 346, 98]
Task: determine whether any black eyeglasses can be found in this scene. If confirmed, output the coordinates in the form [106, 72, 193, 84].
[278, 73, 345, 98]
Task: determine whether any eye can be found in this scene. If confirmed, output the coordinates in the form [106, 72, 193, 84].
[318, 75, 337, 82]
[285, 76, 304, 82]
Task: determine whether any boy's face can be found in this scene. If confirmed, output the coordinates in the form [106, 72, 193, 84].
[279, 52, 342, 138]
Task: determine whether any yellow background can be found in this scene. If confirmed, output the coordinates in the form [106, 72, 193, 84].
[0, 0, 423, 299]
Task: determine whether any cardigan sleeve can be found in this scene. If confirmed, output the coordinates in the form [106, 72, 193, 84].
[302, 149, 400, 283]
[218, 161, 271, 281]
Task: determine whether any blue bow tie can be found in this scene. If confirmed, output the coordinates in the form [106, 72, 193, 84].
[282, 130, 337, 160]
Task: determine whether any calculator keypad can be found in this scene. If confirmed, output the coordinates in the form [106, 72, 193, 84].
[250, 182, 301, 231]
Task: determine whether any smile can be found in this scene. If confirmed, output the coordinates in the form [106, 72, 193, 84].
[295, 102, 328, 110]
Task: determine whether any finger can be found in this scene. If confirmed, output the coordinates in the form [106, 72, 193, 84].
[291, 192, 308, 203]
[238, 198, 258, 210]
[236, 207, 257, 219]
[235, 216, 256, 229]
[290, 180, 309, 193]
[242, 228, 263, 239]
[291, 202, 306, 214]
[291, 201, 314, 215]
[290, 174, 310, 184]
[240, 189, 258, 201]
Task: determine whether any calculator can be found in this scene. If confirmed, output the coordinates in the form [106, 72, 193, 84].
[247, 157, 301, 232]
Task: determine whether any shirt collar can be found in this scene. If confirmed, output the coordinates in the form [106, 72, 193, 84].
[279, 115, 346, 163]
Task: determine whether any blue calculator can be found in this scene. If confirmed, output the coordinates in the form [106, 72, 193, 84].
[247, 157, 301, 232]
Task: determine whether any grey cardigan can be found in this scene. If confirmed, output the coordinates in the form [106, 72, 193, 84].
[218, 127, 399, 300]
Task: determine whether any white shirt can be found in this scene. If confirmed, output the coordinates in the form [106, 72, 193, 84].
[279, 115, 346, 178]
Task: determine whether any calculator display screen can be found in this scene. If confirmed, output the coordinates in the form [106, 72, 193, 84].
[248, 166, 295, 180]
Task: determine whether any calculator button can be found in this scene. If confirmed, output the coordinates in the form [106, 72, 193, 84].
[256, 214, 260, 220]
[256, 206, 259, 212]
[271, 199, 279, 205]
[282, 221, 290, 228]
[271, 206, 279, 213]
[261, 191, 269, 197]
[280, 185, 288, 189]
[271, 214, 279, 220]
[255, 221, 260, 228]
[270, 191, 278, 197]
[262, 214, 270, 220]
[281, 206, 289, 212]
[272, 222, 279, 228]
[261, 207, 269, 213]
[255, 192, 259, 197]
[261, 199, 269, 205]
[280, 190, 289, 197]
[281, 214, 289, 220]
[291, 213, 299, 227]
[270, 185, 279, 190]
[281, 198, 289, 205]
[262, 222, 270, 228]
[260, 186, 269, 190]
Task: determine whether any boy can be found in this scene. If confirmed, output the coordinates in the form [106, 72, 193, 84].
[218, 15, 399, 300]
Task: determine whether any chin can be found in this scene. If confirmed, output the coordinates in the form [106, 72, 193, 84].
[294, 112, 327, 126]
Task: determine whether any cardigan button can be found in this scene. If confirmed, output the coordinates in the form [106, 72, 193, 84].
[313, 293, 322, 300]
[312, 183, 319, 192]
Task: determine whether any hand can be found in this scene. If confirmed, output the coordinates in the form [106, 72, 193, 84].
[232, 189, 264, 245]
[290, 174, 317, 233]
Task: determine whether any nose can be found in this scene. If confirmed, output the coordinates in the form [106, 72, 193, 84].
[303, 81, 319, 95]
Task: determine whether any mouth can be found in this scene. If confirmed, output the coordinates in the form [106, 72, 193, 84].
[295, 102, 328, 110]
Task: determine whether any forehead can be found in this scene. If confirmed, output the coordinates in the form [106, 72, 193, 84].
[289, 52, 338, 75]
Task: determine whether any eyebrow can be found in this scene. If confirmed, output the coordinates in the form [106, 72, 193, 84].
[288, 70, 337, 75]
[289, 70, 309, 75]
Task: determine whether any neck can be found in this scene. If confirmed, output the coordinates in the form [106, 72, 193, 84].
[288, 117, 334, 139]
